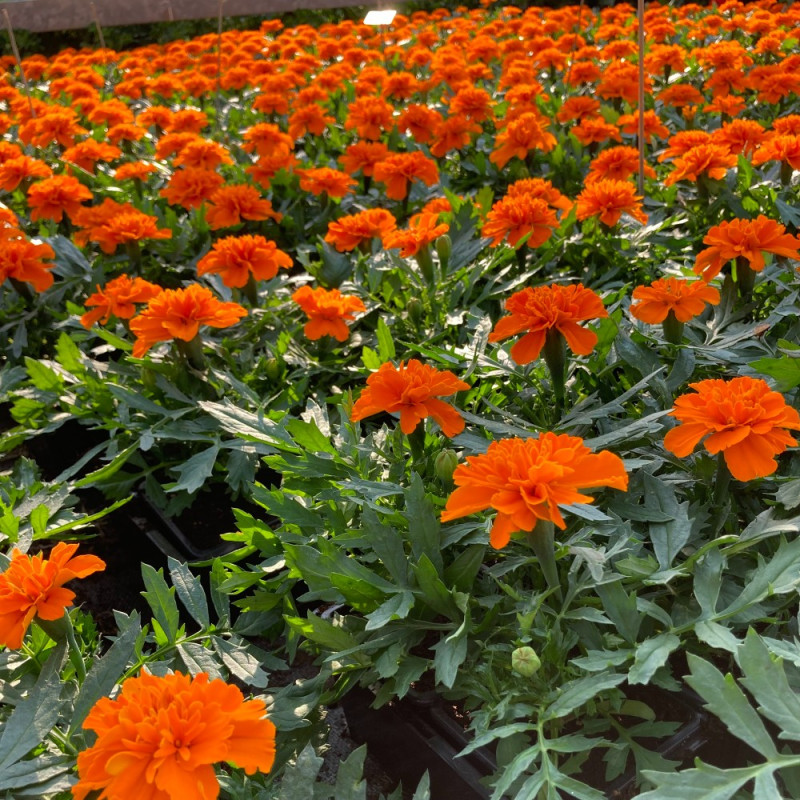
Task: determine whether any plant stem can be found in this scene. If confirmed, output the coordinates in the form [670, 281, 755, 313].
[714, 452, 732, 510]
[527, 519, 562, 600]
[64, 613, 86, 682]
[176, 335, 206, 370]
[661, 310, 684, 345]
[542, 329, 567, 416]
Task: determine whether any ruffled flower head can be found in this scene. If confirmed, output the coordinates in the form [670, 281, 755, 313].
[292, 285, 366, 341]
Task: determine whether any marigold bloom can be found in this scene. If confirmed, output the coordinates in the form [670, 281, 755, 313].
[575, 179, 648, 227]
[26, 174, 92, 223]
[114, 161, 158, 182]
[556, 96, 601, 124]
[571, 117, 622, 147]
[490, 112, 557, 169]
[130, 284, 247, 358]
[506, 178, 572, 215]
[0, 237, 56, 292]
[161, 168, 225, 210]
[0, 543, 105, 649]
[325, 208, 397, 252]
[664, 376, 800, 481]
[172, 138, 233, 171]
[429, 114, 482, 158]
[397, 105, 443, 145]
[0, 155, 52, 192]
[81, 274, 161, 328]
[383, 212, 450, 258]
[288, 104, 335, 139]
[449, 87, 494, 122]
[489, 283, 607, 365]
[694, 215, 800, 281]
[441, 433, 628, 548]
[339, 141, 390, 177]
[241, 123, 294, 158]
[630, 278, 720, 324]
[586, 146, 656, 184]
[664, 144, 737, 186]
[482, 195, 559, 249]
[205, 185, 282, 230]
[751, 134, 800, 171]
[372, 152, 439, 200]
[292, 285, 365, 341]
[88, 210, 173, 255]
[61, 139, 122, 174]
[617, 110, 670, 143]
[197, 235, 292, 288]
[297, 167, 356, 199]
[351, 359, 470, 437]
[711, 119, 768, 157]
[344, 96, 395, 140]
[72, 671, 276, 800]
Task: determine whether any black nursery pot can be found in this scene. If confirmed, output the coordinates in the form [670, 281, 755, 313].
[341, 684, 745, 800]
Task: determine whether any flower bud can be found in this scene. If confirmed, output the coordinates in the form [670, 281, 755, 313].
[435, 234, 451, 269]
[264, 357, 282, 382]
[434, 449, 459, 483]
[511, 646, 541, 677]
[407, 298, 423, 325]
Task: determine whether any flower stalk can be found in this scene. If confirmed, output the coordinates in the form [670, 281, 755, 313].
[527, 519, 562, 599]
[542, 328, 567, 412]
[176, 335, 206, 370]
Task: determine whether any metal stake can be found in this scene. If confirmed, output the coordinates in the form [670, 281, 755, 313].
[2, 8, 34, 119]
[637, 0, 645, 196]
[90, 2, 106, 49]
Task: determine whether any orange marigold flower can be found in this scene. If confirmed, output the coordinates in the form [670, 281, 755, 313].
[429, 114, 482, 158]
[344, 96, 395, 140]
[710, 119, 768, 157]
[114, 161, 158, 182]
[241, 122, 294, 159]
[173, 138, 233, 171]
[441, 433, 629, 548]
[506, 178, 572, 214]
[197, 234, 292, 288]
[130, 284, 247, 358]
[617, 110, 670, 143]
[383, 212, 450, 257]
[291, 284, 366, 341]
[372, 151, 439, 201]
[72, 671, 276, 800]
[81, 274, 161, 328]
[26, 174, 92, 223]
[106, 123, 147, 146]
[658, 84, 705, 108]
[165, 108, 209, 134]
[751, 134, 800, 171]
[297, 167, 357, 198]
[449, 87, 495, 122]
[571, 116, 622, 147]
[556, 96, 601, 124]
[339, 141, 390, 177]
[88, 210, 172, 255]
[586, 146, 656, 184]
[397, 105, 444, 145]
[575, 179, 648, 227]
[694, 215, 800, 281]
[205, 185, 282, 230]
[61, 139, 122, 174]
[489, 283, 607, 365]
[630, 277, 720, 324]
[482, 195, 559, 249]
[490, 112, 557, 169]
[325, 208, 397, 252]
[704, 95, 746, 117]
[161, 167, 225, 210]
[664, 144, 737, 186]
[288, 104, 335, 139]
[0, 543, 105, 649]
[0, 155, 52, 192]
[0, 237, 56, 292]
[663, 376, 800, 481]
[350, 359, 470, 437]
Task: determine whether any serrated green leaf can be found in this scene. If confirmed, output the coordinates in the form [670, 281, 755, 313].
[777, 478, 800, 510]
[411, 554, 459, 620]
[596, 581, 640, 644]
[404, 473, 442, 574]
[362, 346, 382, 370]
[685, 653, 777, 759]
[376, 316, 396, 361]
[693, 548, 724, 618]
[364, 591, 414, 630]
[24, 358, 62, 392]
[0, 755, 72, 793]
[694, 620, 741, 654]
[167, 443, 220, 494]
[628, 633, 680, 685]
[168, 557, 210, 628]
[286, 417, 336, 455]
[278, 743, 324, 800]
[642, 473, 692, 570]
[178, 642, 225, 678]
[334, 744, 367, 800]
[544, 671, 626, 721]
[212, 638, 268, 688]
[141, 564, 180, 643]
[749, 356, 800, 391]
[411, 771, 431, 800]
[639, 762, 765, 800]
[29, 505, 49, 538]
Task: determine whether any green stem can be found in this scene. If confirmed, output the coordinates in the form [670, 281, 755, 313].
[407, 424, 426, 464]
[243, 273, 259, 306]
[527, 519, 562, 599]
[542, 328, 567, 415]
[714, 452, 732, 510]
[735, 254, 756, 302]
[64, 613, 86, 682]
[661, 310, 684, 345]
[125, 240, 142, 275]
[176, 335, 206, 370]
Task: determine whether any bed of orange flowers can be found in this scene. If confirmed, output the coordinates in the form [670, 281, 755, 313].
[3, 0, 800, 797]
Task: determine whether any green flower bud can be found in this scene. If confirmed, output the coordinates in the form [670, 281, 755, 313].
[435, 234, 452, 268]
[511, 646, 541, 678]
[434, 448, 459, 483]
[407, 298, 423, 325]
[264, 357, 282, 382]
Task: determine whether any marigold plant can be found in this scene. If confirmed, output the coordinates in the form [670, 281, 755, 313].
[292, 285, 366, 341]
[196, 234, 292, 288]
[81, 274, 161, 328]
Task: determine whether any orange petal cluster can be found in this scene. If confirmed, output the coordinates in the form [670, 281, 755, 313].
[372, 151, 439, 200]
[205, 185, 282, 230]
[694, 215, 800, 281]
[73, 671, 276, 800]
[130, 284, 247, 357]
[350, 359, 470, 437]
[292, 285, 366, 341]
[664, 376, 800, 481]
[383, 212, 449, 258]
[81, 274, 161, 328]
[575, 179, 648, 227]
[197, 234, 292, 288]
[88, 209, 173, 254]
[325, 208, 397, 252]
[482, 194, 559, 248]
[630, 278, 720, 324]
[441, 433, 629, 548]
[0, 543, 105, 649]
[0, 237, 57, 292]
[489, 283, 607, 365]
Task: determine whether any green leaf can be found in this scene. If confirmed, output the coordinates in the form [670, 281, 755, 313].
[404, 473, 442, 575]
[544, 671, 626, 721]
[642, 473, 692, 570]
[167, 443, 220, 494]
[777, 478, 800, 510]
[178, 642, 225, 678]
[364, 591, 414, 631]
[628, 633, 680, 685]
[411, 772, 431, 800]
[738, 628, 800, 741]
[443, 544, 485, 592]
[334, 744, 367, 800]
[29, 504, 49, 538]
[411, 554, 460, 620]
[0, 755, 72, 794]
[376, 316, 396, 361]
[55, 331, 85, 372]
[433, 610, 469, 689]
[69, 616, 141, 736]
[0, 640, 66, 770]
[685, 653, 777, 759]
[212, 638, 268, 688]
[285, 614, 363, 657]
[286, 417, 336, 455]
[361, 508, 408, 586]
[329, 572, 388, 612]
[209, 558, 230, 621]
[361, 346, 382, 370]
[749, 355, 800, 391]
[141, 564, 181, 643]
[693, 548, 724, 618]
[168, 557, 210, 628]
[596, 581, 641, 644]
[278, 743, 325, 800]
[694, 621, 741, 655]
[639, 762, 763, 800]
[24, 358, 63, 391]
